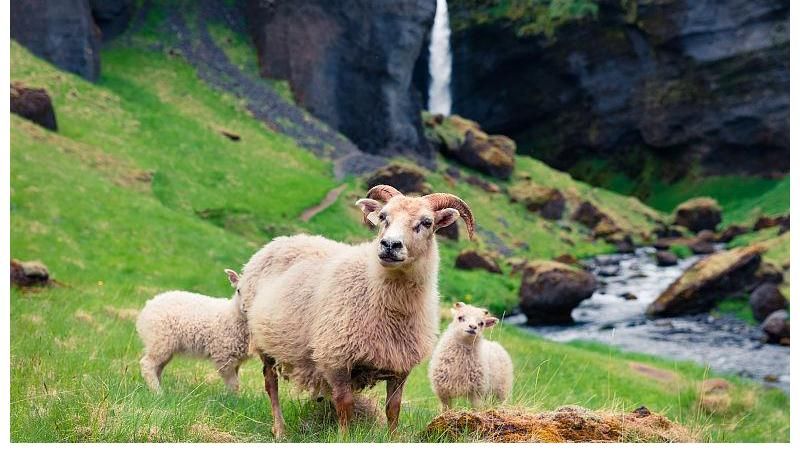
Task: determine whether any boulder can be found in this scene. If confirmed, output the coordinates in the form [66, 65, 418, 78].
[655, 251, 678, 267]
[689, 239, 715, 255]
[647, 245, 763, 317]
[10, 259, 51, 287]
[246, 0, 435, 159]
[10, 82, 57, 131]
[673, 198, 722, 233]
[455, 249, 501, 274]
[508, 182, 565, 220]
[519, 260, 597, 325]
[365, 163, 429, 195]
[749, 283, 787, 322]
[464, 175, 501, 193]
[717, 224, 748, 243]
[752, 261, 784, 288]
[11, 0, 101, 81]
[423, 114, 515, 179]
[761, 309, 789, 345]
[753, 215, 789, 232]
[613, 235, 635, 254]
[572, 201, 605, 229]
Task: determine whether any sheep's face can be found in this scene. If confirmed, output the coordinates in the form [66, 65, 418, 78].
[357, 196, 459, 269]
[225, 269, 244, 312]
[449, 302, 498, 340]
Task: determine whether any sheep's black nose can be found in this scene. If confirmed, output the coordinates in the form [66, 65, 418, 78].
[380, 238, 403, 251]
[469, 324, 478, 330]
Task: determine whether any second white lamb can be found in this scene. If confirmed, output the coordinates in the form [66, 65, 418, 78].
[428, 302, 513, 410]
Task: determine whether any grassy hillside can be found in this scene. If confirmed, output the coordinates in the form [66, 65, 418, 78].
[9, 21, 789, 443]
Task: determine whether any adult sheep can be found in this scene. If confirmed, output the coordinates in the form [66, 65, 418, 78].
[239, 185, 475, 438]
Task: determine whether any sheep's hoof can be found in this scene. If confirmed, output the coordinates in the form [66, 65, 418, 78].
[271, 425, 286, 441]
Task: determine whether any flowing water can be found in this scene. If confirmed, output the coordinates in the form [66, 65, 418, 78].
[510, 247, 790, 391]
[428, 0, 452, 115]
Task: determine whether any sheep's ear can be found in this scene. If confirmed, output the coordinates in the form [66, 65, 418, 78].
[355, 199, 382, 226]
[434, 208, 460, 230]
[484, 317, 499, 328]
[224, 269, 239, 287]
[454, 301, 465, 309]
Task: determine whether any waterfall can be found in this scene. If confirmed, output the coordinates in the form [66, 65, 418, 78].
[427, 0, 452, 116]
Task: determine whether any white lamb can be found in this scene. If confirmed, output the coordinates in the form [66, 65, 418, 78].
[428, 302, 513, 410]
[136, 269, 249, 393]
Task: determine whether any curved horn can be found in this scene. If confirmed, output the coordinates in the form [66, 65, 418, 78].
[424, 193, 476, 240]
[366, 184, 403, 202]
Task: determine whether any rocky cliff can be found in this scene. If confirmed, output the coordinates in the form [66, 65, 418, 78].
[246, 0, 437, 162]
[11, 0, 102, 81]
[443, 0, 789, 179]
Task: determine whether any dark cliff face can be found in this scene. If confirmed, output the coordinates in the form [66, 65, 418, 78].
[247, 0, 437, 162]
[11, 0, 102, 81]
[445, 0, 789, 178]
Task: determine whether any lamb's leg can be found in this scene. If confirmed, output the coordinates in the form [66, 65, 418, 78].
[385, 373, 408, 435]
[218, 361, 240, 394]
[328, 369, 355, 436]
[439, 396, 452, 412]
[140, 352, 171, 393]
[469, 392, 483, 410]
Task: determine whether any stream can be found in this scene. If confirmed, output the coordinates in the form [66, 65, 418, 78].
[509, 247, 790, 392]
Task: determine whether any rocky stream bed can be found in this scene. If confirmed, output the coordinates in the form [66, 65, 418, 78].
[509, 247, 790, 392]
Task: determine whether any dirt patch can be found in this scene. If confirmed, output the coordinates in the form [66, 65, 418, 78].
[189, 423, 238, 443]
[104, 306, 140, 321]
[697, 378, 733, 413]
[300, 184, 347, 222]
[424, 406, 695, 443]
[628, 362, 681, 385]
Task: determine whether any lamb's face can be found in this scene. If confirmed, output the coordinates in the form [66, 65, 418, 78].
[449, 302, 498, 341]
[359, 196, 459, 269]
[225, 269, 244, 312]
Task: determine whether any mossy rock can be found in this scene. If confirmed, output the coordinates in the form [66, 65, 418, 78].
[673, 197, 722, 233]
[647, 245, 764, 317]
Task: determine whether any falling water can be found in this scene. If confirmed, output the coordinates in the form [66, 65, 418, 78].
[427, 0, 452, 115]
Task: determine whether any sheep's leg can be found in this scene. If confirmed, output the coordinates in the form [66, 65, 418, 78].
[261, 354, 286, 439]
[385, 373, 408, 435]
[328, 369, 355, 436]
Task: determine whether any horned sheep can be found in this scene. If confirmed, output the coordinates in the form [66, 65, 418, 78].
[239, 185, 476, 438]
[136, 269, 249, 393]
[428, 302, 513, 409]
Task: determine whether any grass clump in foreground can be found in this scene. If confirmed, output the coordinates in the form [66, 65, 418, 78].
[9, 26, 788, 442]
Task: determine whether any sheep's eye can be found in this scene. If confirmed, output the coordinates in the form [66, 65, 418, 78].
[421, 217, 433, 228]
[237, 289, 241, 294]
[457, 316, 465, 322]
[379, 212, 387, 222]
[479, 321, 484, 327]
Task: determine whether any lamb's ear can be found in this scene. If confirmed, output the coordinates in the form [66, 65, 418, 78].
[484, 317, 499, 328]
[224, 269, 239, 287]
[355, 199, 382, 226]
[454, 301, 465, 309]
[434, 208, 460, 230]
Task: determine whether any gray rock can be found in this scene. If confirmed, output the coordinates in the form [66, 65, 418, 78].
[761, 309, 789, 344]
[750, 283, 787, 322]
[655, 251, 678, 267]
[519, 261, 597, 325]
[11, 0, 101, 81]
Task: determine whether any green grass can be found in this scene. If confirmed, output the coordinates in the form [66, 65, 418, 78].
[712, 297, 757, 326]
[9, 20, 789, 442]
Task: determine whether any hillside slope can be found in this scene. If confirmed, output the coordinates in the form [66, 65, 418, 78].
[9, 17, 788, 443]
